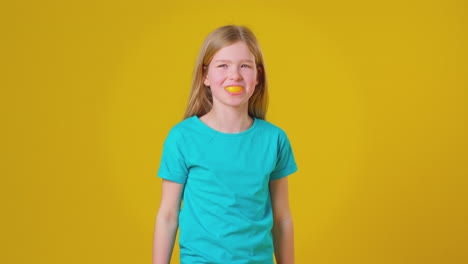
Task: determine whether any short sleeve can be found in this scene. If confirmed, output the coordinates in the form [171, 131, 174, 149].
[270, 130, 298, 181]
[157, 127, 188, 184]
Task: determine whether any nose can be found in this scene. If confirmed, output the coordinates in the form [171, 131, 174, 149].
[227, 67, 242, 80]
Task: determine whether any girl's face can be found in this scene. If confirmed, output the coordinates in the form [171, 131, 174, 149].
[204, 41, 259, 109]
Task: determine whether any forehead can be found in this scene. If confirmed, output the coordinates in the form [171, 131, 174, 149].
[211, 41, 255, 62]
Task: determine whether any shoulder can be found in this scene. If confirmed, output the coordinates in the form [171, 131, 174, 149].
[255, 118, 296, 153]
[169, 116, 195, 132]
[255, 118, 289, 138]
[163, 116, 197, 143]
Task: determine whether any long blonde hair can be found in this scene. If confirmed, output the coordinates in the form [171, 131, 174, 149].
[183, 25, 269, 120]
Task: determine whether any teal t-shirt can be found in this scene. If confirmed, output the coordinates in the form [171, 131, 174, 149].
[157, 115, 298, 264]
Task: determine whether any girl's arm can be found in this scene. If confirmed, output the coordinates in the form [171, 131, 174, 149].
[153, 179, 184, 264]
[270, 176, 295, 264]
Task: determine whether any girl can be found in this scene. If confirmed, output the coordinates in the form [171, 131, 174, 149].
[153, 25, 298, 264]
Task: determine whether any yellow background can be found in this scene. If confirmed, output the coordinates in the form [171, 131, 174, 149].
[2, 0, 467, 263]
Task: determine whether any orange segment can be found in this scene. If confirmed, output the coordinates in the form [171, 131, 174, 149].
[225, 86, 244, 93]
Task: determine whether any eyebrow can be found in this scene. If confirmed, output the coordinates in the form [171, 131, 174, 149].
[213, 59, 255, 63]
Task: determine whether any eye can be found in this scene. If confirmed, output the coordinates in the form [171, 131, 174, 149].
[241, 64, 251, 68]
[217, 64, 227, 68]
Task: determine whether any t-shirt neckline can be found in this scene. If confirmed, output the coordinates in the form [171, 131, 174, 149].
[192, 115, 258, 137]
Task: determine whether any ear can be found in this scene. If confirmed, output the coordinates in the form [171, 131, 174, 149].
[202, 65, 210, 86]
[256, 66, 262, 85]
[204, 74, 210, 86]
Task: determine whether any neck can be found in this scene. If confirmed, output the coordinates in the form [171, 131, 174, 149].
[203, 105, 253, 134]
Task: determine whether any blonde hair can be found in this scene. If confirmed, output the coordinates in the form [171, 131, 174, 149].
[183, 25, 269, 120]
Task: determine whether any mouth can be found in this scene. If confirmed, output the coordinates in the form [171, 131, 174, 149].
[224, 86, 244, 95]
